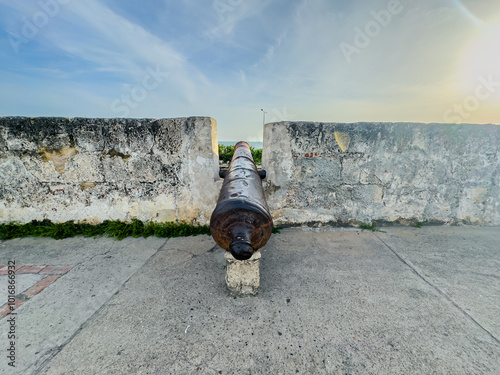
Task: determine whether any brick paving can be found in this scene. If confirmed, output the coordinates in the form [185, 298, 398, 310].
[17, 265, 46, 274]
[0, 265, 74, 317]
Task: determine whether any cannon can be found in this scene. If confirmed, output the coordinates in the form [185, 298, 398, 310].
[210, 141, 273, 260]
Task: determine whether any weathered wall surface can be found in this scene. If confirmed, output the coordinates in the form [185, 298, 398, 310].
[263, 122, 500, 225]
[0, 117, 220, 224]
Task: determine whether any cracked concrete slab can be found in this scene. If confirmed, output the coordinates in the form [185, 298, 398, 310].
[0, 236, 166, 374]
[375, 226, 500, 340]
[29, 228, 499, 374]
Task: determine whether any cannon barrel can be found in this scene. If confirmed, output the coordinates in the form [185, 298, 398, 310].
[210, 142, 273, 260]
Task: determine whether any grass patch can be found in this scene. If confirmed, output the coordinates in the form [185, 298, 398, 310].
[359, 221, 385, 232]
[219, 144, 262, 165]
[0, 219, 282, 241]
[413, 222, 423, 228]
[0, 219, 211, 241]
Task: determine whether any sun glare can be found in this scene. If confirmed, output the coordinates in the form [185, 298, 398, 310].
[459, 21, 500, 92]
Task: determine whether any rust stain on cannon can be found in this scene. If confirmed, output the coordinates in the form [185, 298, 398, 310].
[210, 141, 273, 260]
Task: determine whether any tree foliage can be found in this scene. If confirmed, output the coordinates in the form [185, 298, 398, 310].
[218, 144, 262, 165]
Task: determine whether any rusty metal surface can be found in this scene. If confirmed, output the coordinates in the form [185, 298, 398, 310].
[210, 142, 273, 260]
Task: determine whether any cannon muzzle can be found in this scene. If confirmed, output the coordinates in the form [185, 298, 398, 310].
[210, 142, 273, 260]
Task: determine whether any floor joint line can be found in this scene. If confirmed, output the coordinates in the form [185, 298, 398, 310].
[373, 232, 499, 345]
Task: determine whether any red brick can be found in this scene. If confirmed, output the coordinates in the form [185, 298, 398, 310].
[17, 265, 46, 274]
[0, 265, 22, 275]
[23, 275, 62, 298]
[39, 265, 74, 275]
[0, 298, 24, 317]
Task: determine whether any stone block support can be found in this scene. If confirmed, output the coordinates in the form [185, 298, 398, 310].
[224, 251, 261, 296]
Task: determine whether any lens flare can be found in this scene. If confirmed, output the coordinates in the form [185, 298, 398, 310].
[450, 0, 486, 28]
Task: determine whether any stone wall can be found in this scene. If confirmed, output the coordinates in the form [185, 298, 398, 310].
[2, 118, 499, 227]
[263, 122, 500, 226]
[0, 117, 220, 224]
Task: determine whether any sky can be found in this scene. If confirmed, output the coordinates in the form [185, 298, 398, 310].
[0, 0, 499, 141]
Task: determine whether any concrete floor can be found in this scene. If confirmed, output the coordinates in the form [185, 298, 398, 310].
[0, 226, 498, 374]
